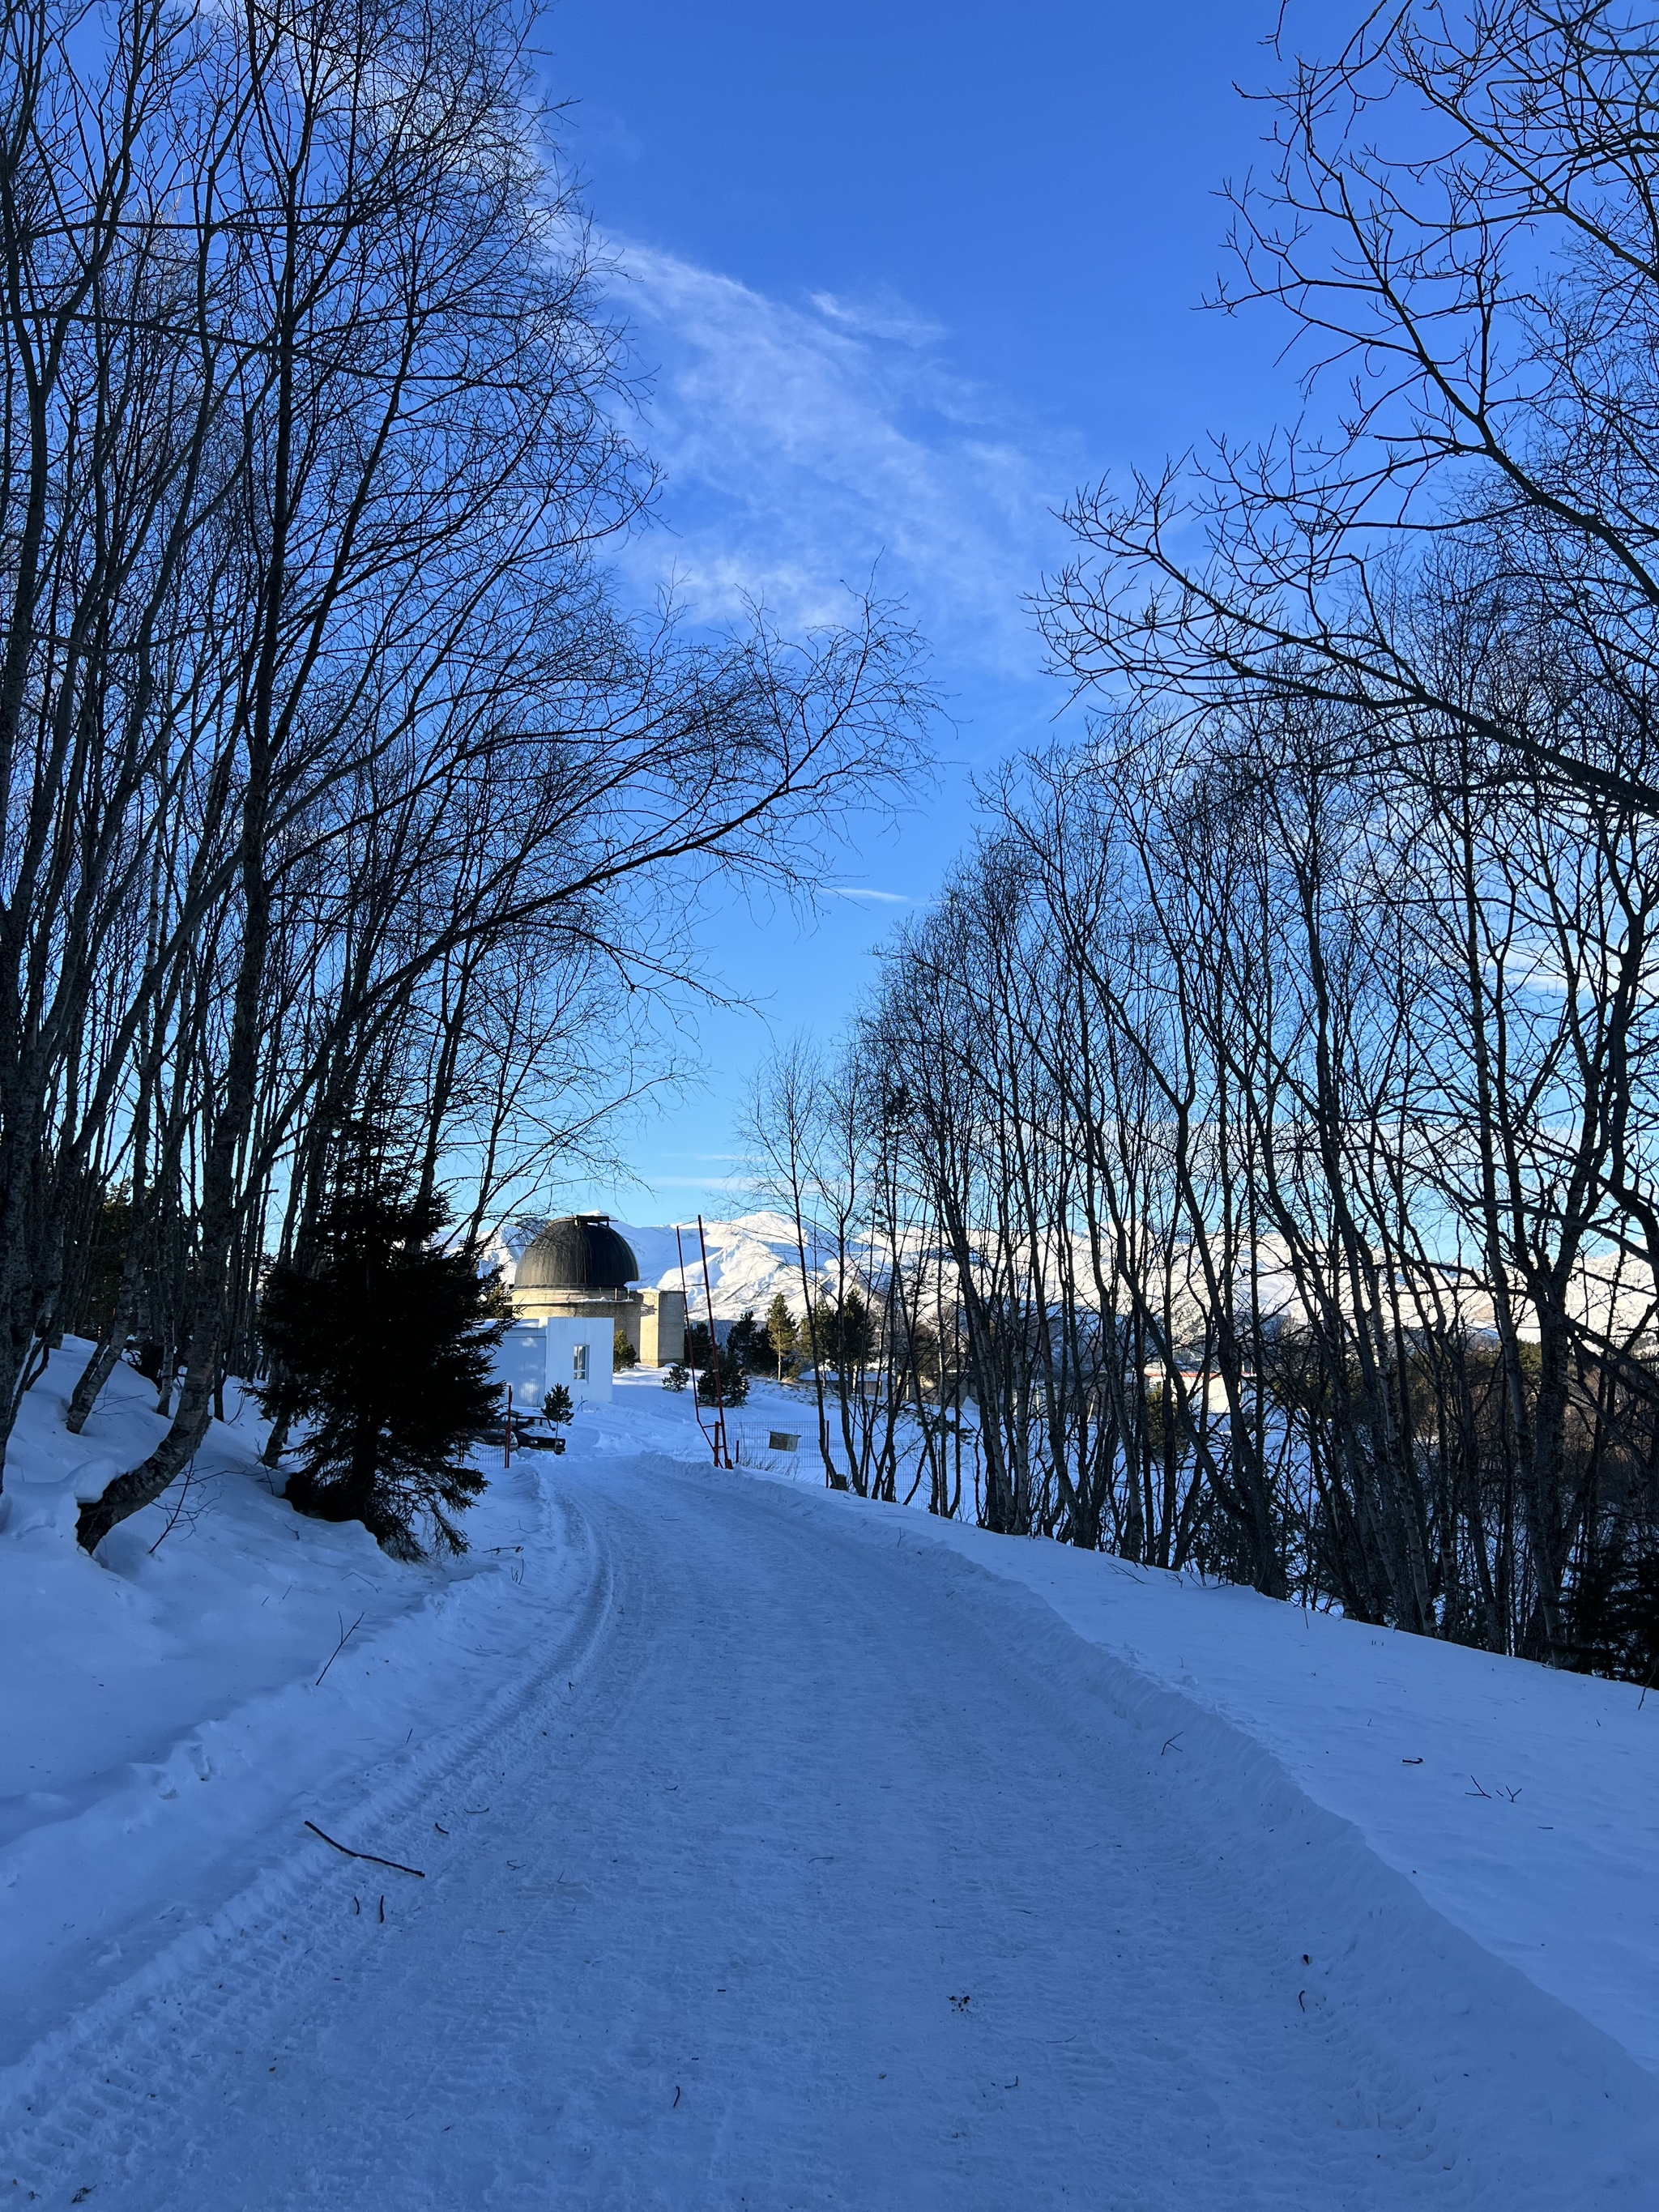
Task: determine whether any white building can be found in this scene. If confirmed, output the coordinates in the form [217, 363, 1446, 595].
[496, 1314, 615, 1410]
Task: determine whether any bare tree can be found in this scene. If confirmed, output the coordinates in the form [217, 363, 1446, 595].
[0, 0, 933, 1549]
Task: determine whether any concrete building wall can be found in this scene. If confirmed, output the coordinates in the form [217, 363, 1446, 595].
[513, 1284, 638, 1328]
[638, 1288, 685, 1367]
[505, 1257, 684, 1371]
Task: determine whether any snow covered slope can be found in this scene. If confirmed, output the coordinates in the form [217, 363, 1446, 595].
[616, 1210, 817, 1317]
[1, 1357, 1654, 2204]
[0, 1342, 583, 2069]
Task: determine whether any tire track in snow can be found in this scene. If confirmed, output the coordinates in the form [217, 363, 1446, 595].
[3, 1455, 1648, 2208]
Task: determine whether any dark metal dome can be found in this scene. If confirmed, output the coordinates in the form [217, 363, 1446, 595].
[516, 1214, 639, 1293]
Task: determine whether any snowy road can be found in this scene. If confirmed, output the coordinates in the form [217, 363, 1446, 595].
[6, 1455, 1648, 2207]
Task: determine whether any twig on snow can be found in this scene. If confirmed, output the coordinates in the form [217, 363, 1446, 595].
[314, 1611, 365, 1686]
[147, 1458, 204, 1553]
[304, 1818, 425, 1877]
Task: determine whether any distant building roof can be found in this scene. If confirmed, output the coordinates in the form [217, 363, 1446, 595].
[516, 1214, 639, 1294]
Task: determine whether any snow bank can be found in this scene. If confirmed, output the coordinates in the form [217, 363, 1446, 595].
[595, 1370, 1659, 2080]
[0, 1341, 590, 2069]
[903, 1518, 1659, 2076]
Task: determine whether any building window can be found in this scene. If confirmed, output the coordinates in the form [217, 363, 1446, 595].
[573, 1345, 589, 1382]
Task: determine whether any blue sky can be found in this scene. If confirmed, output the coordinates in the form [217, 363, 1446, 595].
[543, 1, 1340, 1222]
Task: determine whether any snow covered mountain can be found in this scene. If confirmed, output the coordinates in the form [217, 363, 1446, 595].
[488, 1212, 855, 1323]
[486, 1213, 1658, 1347]
[616, 1213, 838, 1320]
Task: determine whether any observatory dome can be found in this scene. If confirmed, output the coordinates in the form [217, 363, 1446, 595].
[515, 1215, 639, 1295]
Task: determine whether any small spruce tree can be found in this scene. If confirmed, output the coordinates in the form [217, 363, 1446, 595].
[684, 1318, 749, 1407]
[698, 1342, 750, 1409]
[697, 1345, 749, 1408]
[764, 1292, 798, 1382]
[257, 1178, 510, 1559]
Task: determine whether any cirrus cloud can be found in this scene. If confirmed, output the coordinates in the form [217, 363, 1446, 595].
[611, 244, 1080, 680]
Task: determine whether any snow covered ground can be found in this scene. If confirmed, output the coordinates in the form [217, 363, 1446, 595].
[0, 1345, 583, 2071]
[634, 1377, 1659, 2068]
[2, 1354, 1655, 2204]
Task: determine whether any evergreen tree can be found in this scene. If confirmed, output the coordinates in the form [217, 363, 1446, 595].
[727, 1307, 767, 1371]
[256, 1178, 510, 1559]
[684, 1319, 749, 1408]
[764, 1292, 799, 1382]
[811, 1288, 873, 1375]
[697, 1342, 750, 1409]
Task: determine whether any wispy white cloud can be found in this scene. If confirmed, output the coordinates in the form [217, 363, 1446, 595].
[638, 1172, 753, 1191]
[612, 245, 1079, 679]
[822, 886, 914, 905]
[807, 288, 946, 347]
